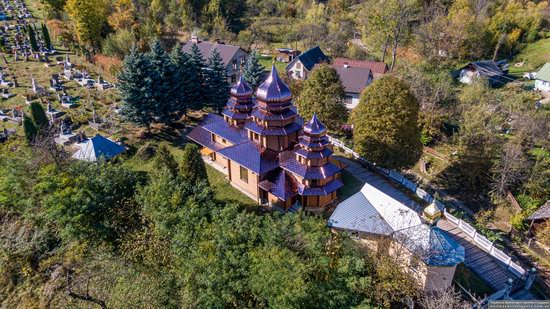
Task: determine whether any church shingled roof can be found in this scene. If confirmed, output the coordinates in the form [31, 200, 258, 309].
[231, 75, 253, 97]
[303, 113, 326, 135]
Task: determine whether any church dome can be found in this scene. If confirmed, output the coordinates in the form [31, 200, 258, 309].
[230, 75, 253, 97]
[303, 113, 326, 135]
[256, 66, 292, 103]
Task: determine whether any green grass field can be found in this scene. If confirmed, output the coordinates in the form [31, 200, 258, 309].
[258, 56, 288, 72]
[509, 38, 550, 75]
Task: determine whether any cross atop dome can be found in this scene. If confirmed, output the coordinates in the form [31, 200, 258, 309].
[303, 113, 326, 135]
[231, 75, 253, 97]
[255, 65, 292, 103]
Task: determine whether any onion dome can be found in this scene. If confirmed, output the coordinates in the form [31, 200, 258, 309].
[256, 65, 292, 103]
[230, 75, 253, 97]
[303, 113, 326, 135]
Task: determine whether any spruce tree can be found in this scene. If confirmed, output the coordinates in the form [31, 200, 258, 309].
[170, 43, 195, 115]
[28, 25, 39, 52]
[351, 75, 422, 170]
[41, 24, 52, 50]
[189, 43, 206, 109]
[29, 102, 49, 131]
[179, 143, 208, 185]
[205, 48, 229, 112]
[23, 115, 38, 143]
[242, 50, 265, 89]
[118, 47, 158, 132]
[147, 40, 177, 122]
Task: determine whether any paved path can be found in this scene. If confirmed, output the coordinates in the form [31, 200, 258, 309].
[437, 219, 519, 291]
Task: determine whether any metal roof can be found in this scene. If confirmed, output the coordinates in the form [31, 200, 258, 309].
[218, 140, 279, 175]
[535, 63, 550, 82]
[332, 58, 388, 75]
[256, 66, 292, 103]
[181, 41, 245, 68]
[332, 66, 373, 94]
[527, 200, 550, 221]
[231, 75, 253, 97]
[72, 134, 125, 161]
[303, 113, 326, 135]
[328, 182, 465, 266]
[285, 46, 329, 71]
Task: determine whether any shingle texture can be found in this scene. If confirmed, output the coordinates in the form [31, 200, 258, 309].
[72, 134, 125, 161]
[182, 41, 244, 68]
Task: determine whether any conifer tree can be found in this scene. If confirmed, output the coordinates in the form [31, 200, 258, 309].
[242, 50, 265, 89]
[205, 48, 229, 112]
[41, 24, 52, 50]
[179, 143, 208, 185]
[28, 25, 39, 52]
[189, 43, 206, 109]
[29, 102, 49, 131]
[170, 43, 195, 115]
[147, 40, 178, 122]
[23, 115, 38, 143]
[118, 47, 158, 132]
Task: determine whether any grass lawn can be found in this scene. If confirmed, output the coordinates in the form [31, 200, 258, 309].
[509, 38, 550, 75]
[453, 264, 495, 298]
[258, 56, 288, 72]
[338, 169, 364, 200]
[205, 164, 257, 207]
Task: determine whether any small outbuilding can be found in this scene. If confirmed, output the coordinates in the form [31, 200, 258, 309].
[456, 60, 508, 87]
[72, 134, 125, 162]
[534, 63, 550, 92]
[527, 200, 550, 234]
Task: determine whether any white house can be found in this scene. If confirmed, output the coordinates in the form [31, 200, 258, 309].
[534, 63, 550, 92]
[285, 46, 329, 80]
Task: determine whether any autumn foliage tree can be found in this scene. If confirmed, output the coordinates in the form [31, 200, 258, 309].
[351, 75, 422, 170]
[65, 0, 108, 50]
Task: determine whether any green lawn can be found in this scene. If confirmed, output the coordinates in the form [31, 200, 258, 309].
[205, 164, 257, 208]
[509, 38, 550, 74]
[258, 56, 288, 72]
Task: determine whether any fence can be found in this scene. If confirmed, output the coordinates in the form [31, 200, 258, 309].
[444, 210, 526, 277]
[327, 135, 526, 278]
[327, 135, 435, 203]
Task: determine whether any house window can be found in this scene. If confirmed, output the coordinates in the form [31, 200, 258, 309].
[345, 95, 353, 104]
[296, 62, 302, 69]
[240, 57, 246, 65]
[222, 138, 227, 144]
[232, 59, 238, 70]
[240, 166, 248, 183]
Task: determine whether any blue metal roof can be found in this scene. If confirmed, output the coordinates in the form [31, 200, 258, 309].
[252, 108, 297, 121]
[279, 151, 341, 179]
[299, 179, 343, 196]
[426, 227, 466, 266]
[298, 135, 330, 149]
[218, 140, 279, 175]
[245, 121, 302, 136]
[231, 75, 253, 97]
[187, 125, 226, 152]
[258, 170, 298, 201]
[72, 134, 125, 161]
[294, 147, 333, 159]
[222, 108, 250, 120]
[256, 66, 292, 103]
[303, 113, 326, 135]
[202, 114, 248, 144]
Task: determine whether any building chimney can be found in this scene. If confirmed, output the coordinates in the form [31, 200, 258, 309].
[343, 62, 349, 68]
[191, 34, 199, 44]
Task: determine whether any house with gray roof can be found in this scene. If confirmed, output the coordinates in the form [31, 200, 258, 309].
[534, 63, 550, 92]
[328, 182, 465, 291]
[332, 65, 373, 109]
[182, 36, 248, 83]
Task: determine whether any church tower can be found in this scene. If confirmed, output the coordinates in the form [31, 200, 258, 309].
[222, 75, 254, 128]
[245, 66, 302, 152]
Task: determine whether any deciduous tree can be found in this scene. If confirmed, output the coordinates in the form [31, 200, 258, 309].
[351, 75, 422, 169]
[295, 64, 347, 131]
[65, 0, 108, 49]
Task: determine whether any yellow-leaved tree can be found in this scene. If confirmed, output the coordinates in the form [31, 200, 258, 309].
[65, 0, 108, 50]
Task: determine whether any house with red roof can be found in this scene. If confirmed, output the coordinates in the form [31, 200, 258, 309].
[187, 67, 343, 212]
